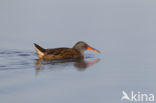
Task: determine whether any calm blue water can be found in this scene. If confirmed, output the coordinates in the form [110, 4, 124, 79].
[0, 0, 156, 103]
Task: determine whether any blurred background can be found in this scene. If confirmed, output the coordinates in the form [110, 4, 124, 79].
[0, 0, 156, 103]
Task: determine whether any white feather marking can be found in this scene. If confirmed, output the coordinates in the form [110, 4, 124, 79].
[35, 47, 44, 58]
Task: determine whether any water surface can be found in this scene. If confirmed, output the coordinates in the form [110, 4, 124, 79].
[0, 0, 156, 103]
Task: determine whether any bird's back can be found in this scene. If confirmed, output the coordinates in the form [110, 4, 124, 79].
[42, 48, 82, 60]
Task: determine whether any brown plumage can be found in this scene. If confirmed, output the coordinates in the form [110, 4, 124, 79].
[34, 41, 100, 60]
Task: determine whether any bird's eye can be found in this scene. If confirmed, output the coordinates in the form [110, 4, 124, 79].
[83, 45, 87, 48]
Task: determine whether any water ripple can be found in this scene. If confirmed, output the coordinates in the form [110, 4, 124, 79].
[0, 49, 100, 72]
[0, 49, 35, 70]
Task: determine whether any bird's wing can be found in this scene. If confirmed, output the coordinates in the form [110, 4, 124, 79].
[123, 91, 128, 96]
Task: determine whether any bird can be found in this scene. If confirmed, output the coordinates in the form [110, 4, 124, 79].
[121, 91, 131, 101]
[34, 41, 100, 60]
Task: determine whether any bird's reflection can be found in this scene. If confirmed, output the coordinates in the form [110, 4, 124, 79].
[35, 58, 100, 74]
